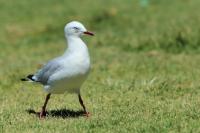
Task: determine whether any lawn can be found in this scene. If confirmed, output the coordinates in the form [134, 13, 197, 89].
[1, 0, 200, 132]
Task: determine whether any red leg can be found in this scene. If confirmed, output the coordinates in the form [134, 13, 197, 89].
[40, 93, 51, 119]
[78, 94, 89, 117]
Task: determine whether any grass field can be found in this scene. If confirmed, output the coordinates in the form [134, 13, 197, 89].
[1, 0, 200, 132]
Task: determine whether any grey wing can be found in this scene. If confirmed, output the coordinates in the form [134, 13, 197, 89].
[33, 58, 63, 85]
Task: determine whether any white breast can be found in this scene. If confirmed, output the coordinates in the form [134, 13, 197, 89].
[43, 36, 91, 94]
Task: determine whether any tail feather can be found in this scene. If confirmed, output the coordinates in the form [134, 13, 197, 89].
[21, 74, 35, 81]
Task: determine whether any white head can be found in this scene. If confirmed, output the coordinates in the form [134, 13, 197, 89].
[64, 21, 94, 37]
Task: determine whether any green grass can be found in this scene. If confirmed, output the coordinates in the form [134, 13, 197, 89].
[1, 0, 200, 132]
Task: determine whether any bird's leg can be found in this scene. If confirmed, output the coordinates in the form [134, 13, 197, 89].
[78, 94, 89, 117]
[40, 93, 51, 118]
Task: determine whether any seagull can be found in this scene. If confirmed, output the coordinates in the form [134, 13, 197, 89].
[21, 21, 94, 118]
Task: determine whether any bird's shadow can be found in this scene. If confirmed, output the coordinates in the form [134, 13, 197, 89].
[26, 108, 86, 119]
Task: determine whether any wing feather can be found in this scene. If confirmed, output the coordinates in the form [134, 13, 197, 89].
[33, 57, 63, 84]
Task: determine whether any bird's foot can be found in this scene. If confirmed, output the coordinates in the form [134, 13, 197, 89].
[84, 111, 90, 117]
[39, 110, 46, 119]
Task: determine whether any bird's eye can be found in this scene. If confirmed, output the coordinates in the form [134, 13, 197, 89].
[73, 27, 79, 30]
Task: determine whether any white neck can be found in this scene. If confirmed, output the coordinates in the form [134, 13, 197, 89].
[64, 35, 89, 56]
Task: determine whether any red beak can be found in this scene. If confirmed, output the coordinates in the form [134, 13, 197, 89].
[84, 31, 94, 36]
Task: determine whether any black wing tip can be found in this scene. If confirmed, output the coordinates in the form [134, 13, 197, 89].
[21, 74, 34, 81]
[27, 74, 34, 79]
[21, 78, 27, 81]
